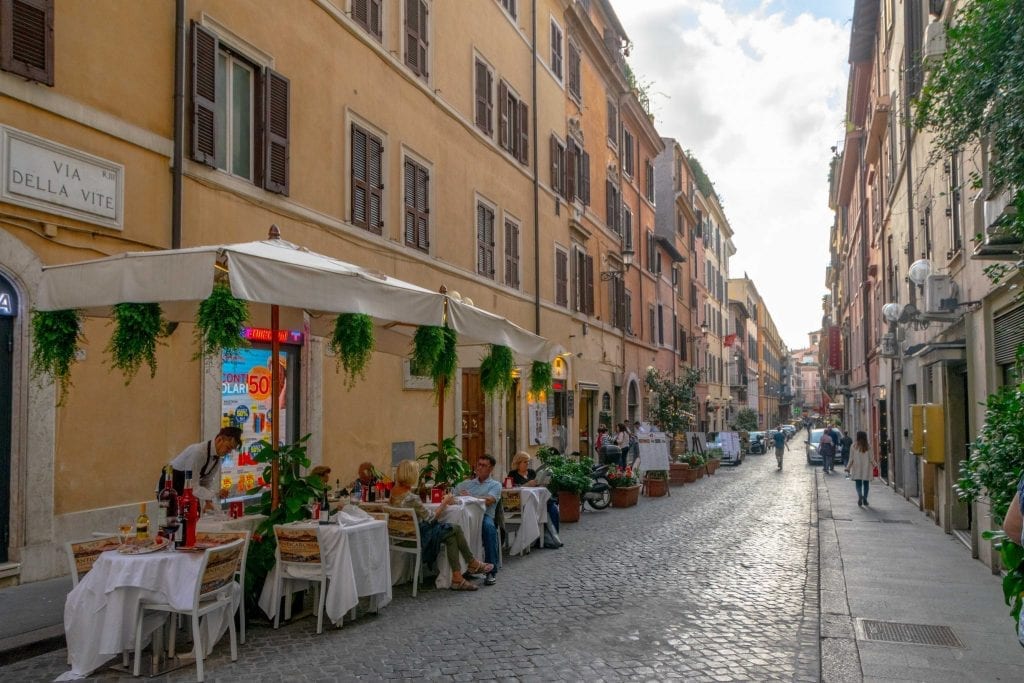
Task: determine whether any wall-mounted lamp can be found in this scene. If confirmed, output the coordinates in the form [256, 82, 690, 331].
[599, 246, 635, 281]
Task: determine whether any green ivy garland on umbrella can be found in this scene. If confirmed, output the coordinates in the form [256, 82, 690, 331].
[106, 302, 167, 384]
[30, 308, 83, 405]
[329, 313, 375, 388]
[411, 325, 458, 399]
[194, 282, 250, 359]
[479, 344, 515, 396]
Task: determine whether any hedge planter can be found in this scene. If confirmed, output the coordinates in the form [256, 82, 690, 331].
[644, 477, 669, 497]
[706, 458, 721, 475]
[669, 462, 689, 485]
[558, 491, 582, 522]
[610, 485, 641, 508]
[681, 466, 701, 484]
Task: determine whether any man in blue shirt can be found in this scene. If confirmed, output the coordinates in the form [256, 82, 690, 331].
[456, 454, 502, 585]
[772, 430, 789, 471]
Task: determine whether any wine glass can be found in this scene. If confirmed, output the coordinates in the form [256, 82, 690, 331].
[118, 522, 133, 545]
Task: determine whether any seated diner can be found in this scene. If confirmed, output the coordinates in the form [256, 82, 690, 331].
[507, 451, 560, 533]
[389, 459, 493, 591]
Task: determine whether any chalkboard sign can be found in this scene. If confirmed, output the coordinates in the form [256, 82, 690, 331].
[636, 431, 671, 474]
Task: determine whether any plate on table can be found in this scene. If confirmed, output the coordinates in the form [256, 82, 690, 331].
[177, 540, 226, 553]
[117, 537, 169, 554]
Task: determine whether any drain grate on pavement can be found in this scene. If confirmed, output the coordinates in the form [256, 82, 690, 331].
[856, 619, 965, 648]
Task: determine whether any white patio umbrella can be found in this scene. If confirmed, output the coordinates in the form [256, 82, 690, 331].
[37, 226, 559, 506]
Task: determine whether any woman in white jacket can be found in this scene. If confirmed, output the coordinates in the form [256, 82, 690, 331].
[845, 430, 879, 507]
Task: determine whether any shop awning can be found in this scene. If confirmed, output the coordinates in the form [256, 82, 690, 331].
[37, 235, 560, 362]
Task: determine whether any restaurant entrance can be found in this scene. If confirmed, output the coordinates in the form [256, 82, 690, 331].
[577, 386, 596, 459]
[461, 370, 484, 467]
[0, 278, 14, 563]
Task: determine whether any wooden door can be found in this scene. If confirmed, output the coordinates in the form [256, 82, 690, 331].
[461, 370, 485, 468]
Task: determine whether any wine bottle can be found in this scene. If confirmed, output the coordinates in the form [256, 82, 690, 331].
[179, 469, 199, 547]
[135, 502, 150, 540]
[319, 490, 330, 524]
[157, 465, 179, 535]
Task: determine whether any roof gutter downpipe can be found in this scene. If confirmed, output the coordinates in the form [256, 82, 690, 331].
[531, 0, 541, 335]
[171, 0, 186, 249]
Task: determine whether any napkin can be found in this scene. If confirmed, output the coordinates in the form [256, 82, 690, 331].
[337, 505, 371, 526]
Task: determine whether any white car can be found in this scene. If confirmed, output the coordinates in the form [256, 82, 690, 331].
[805, 429, 825, 465]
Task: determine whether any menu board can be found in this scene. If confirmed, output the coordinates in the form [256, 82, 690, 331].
[636, 431, 671, 474]
[528, 392, 550, 446]
[219, 347, 292, 501]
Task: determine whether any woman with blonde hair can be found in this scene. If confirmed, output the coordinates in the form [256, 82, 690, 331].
[390, 459, 492, 591]
[506, 451, 560, 535]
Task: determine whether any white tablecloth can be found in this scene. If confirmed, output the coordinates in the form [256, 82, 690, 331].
[391, 497, 485, 589]
[257, 519, 390, 626]
[60, 549, 239, 680]
[506, 487, 551, 556]
[196, 513, 267, 533]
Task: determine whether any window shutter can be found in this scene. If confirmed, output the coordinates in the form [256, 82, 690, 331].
[993, 306, 1024, 366]
[189, 21, 218, 166]
[555, 250, 568, 307]
[417, 0, 429, 77]
[351, 126, 369, 230]
[475, 60, 490, 134]
[0, 0, 53, 85]
[368, 133, 384, 232]
[573, 248, 585, 312]
[581, 151, 590, 205]
[504, 220, 519, 288]
[405, 0, 428, 77]
[416, 165, 429, 250]
[517, 101, 529, 164]
[404, 160, 416, 246]
[565, 141, 576, 203]
[353, 0, 368, 25]
[477, 204, 494, 278]
[497, 80, 509, 150]
[585, 254, 594, 315]
[616, 278, 626, 329]
[369, 0, 382, 37]
[550, 135, 563, 196]
[568, 42, 580, 98]
[262, 68, 290, 195]
[606, 180, 615, 231]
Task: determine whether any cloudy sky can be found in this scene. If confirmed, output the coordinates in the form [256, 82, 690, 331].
[609, 0, 852, 351]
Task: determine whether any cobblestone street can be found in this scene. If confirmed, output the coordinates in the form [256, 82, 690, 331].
[3, 453, 819, 682]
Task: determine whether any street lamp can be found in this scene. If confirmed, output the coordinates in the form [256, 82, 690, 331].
[600, 246, 635, 281]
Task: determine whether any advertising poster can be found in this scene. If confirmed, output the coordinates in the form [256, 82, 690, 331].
[636, 431, 671, 474]
[528, 392, 550, 447]
[219, 347, 290, 501]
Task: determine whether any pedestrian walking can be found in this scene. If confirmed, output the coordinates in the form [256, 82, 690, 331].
[839, 429, 853, 467]
[819, 429, 835, 472]
[772, 429, 789, 470]
[845, 430, 879, 507]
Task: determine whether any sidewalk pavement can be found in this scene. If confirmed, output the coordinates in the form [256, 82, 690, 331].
[0, 575, 70, 665]
[818, 467, 1023, 682]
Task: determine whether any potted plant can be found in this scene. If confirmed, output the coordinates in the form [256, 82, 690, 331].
[684, 452, 705, 482]
[544, 453, 590, 523]
[417, 437, 471, 495]
[607, 466, 641, 507]
[705, 445, 723, 475]
[669, 455, 690, 485]
[643, 469, 669, 497]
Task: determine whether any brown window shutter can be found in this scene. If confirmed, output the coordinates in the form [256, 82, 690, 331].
[351, 126, 369, 230]
[404, 160, 416, 246]
[369, 0, 382, 38]
[605, 180, 614, 231]
[368, 134, 384, 233]
[189, 21, 218, 166]
[262, 68, 290, 195]
[573, 248, 584, 312]
[584, 254, 594, 315]
[353, 0, 368, 25]
[416, 165, 429, 250]
[555, 250, 568, 307]
[475, 60, 492, 134]
[616, 278, 626, 329]
[568, 42, 580, 98]
[0, 0, 53, 85]
[477, 204, 495, 278]
[504, 220, 519, 288]
[549, 135, 560, 195]
[476, 204, 486, 275]
[581, 151, 590, 205]
[497, 80, 509, 150]
[417, 0, 428, 76]
[565, 141, 576, 203]
[517, 101, 529, 165]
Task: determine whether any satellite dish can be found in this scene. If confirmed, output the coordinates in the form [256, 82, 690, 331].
[882, 303, 901, 322]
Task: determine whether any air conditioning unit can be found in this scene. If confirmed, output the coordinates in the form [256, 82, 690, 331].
[924, 274, 958, 314]
[923, 21, 946, 70]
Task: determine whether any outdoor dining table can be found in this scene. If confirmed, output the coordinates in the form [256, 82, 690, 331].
[257, 517, 391, 627]
[196, 512, 267, 534]
[390, 496, 485, 590]
[504, 487, 551, 556]
[59, 547, 238, 680]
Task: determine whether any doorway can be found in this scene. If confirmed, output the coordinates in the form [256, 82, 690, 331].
[577, 388, 596, 459]
[461, 370, 485, 468]
[0, 277, 15, 563]
[504, 378, 519, 472]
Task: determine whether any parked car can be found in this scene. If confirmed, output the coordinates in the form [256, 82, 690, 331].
[805, 428, 825, 465]
[748, 431, 766, 454]
[781, 424, 797, 439]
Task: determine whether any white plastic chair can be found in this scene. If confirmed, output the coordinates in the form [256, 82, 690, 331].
[383, 506, 424, 596]
[132, 539, 244, 682]
[500, 489, 529, 557]
[272, 525, 330, 634]
[65, 535, 126, 666]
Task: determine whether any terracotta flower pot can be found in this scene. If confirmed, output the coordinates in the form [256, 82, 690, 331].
[558, 491, 582, 522]
[644, 477, 668, 497]
[707, 458, 721, 475]
[669, 462, 689, 485]
[681, 466, 700, 484]
[610, 484, 641, 507]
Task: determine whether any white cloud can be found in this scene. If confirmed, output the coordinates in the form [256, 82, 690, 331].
[611, 0, 849, 349]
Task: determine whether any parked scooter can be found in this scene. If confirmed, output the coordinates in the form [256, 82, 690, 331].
[584, 463, 612, 510]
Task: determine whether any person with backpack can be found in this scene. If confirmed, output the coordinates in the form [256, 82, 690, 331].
[772, 430, 789, 471]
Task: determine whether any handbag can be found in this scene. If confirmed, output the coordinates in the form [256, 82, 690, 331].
[872, 464, 880, 478]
